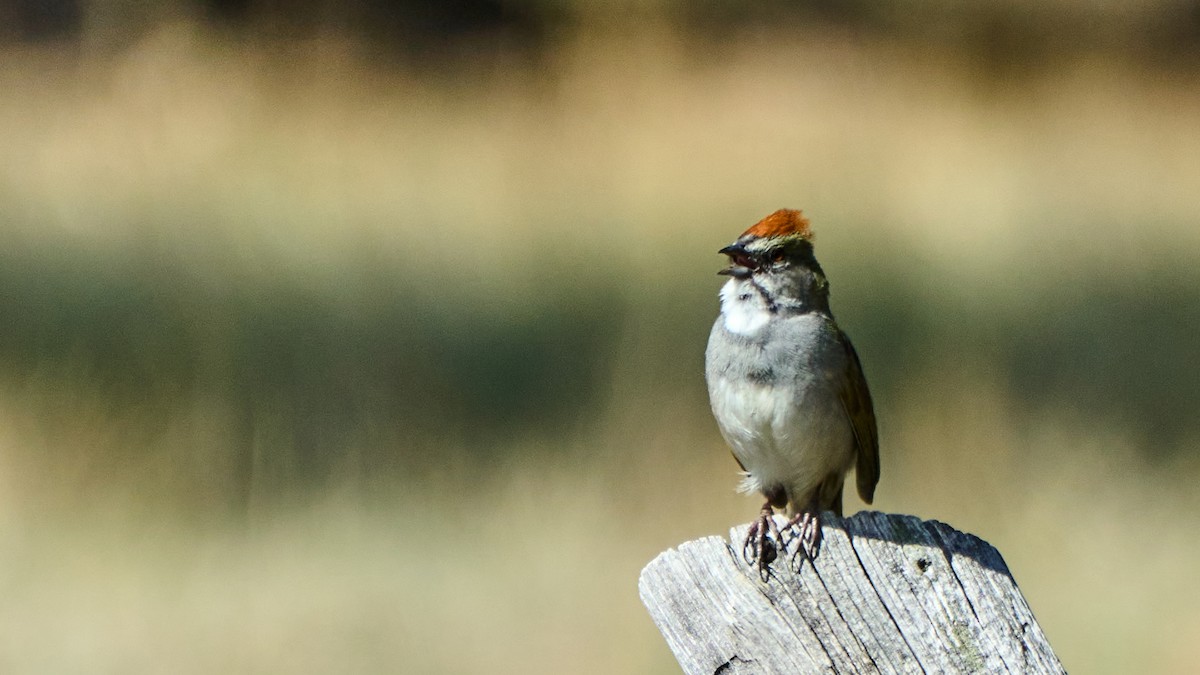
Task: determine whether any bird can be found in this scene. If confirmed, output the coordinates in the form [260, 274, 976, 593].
[704, 209, 879, 581]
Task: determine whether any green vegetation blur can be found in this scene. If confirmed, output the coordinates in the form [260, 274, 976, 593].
[2, 1, 1199, 672]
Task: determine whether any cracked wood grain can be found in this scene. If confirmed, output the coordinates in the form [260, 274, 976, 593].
[639, 512, 1065, 675]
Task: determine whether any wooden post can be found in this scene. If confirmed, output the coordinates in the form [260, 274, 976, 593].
[639, 511, 1064, 674]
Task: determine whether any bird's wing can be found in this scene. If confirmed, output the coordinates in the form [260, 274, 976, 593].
[838, 330, 880, 504]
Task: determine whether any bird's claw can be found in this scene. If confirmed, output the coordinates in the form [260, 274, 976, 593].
[783, 509, 823, 571]
[742, 505, 782, 582]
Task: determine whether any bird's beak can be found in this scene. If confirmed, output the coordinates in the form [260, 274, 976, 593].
[718, 243, 754, 278]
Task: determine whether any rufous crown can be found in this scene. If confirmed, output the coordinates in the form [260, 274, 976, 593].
[741, 209, 813, 240]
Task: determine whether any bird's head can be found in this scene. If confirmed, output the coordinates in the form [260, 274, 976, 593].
[718, 209, 817, 279]
[717, 209, 831, 314]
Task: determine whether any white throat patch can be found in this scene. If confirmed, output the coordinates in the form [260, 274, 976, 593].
[719, 280, 771, 336]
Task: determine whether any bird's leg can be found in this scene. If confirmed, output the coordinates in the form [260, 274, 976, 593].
[783, 501, 823, 570]
[742, 501, 781, 582]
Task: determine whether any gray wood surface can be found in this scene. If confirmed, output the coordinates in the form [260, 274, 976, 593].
[639, 511, 1065, 674]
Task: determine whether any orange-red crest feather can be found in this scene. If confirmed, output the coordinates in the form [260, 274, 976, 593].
[741, 209, 813, 240]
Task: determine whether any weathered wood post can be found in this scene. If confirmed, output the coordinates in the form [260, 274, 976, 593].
[639, 511, 1064, 674]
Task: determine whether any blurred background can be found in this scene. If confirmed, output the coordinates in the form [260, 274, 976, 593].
[2, 0, 1199, 671]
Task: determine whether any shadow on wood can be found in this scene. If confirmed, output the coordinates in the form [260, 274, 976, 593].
[639, 511, 1065, 674]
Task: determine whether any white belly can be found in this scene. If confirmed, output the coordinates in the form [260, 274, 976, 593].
[709, 375, 853, 501]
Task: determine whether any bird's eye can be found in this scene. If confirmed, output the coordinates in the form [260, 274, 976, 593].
[771, 250, 786, 263]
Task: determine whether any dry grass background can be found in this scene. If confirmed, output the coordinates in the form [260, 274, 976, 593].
[1, 13, 1200, 673]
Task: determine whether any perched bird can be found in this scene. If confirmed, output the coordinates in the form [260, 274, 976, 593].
[705, 209, 879, 580]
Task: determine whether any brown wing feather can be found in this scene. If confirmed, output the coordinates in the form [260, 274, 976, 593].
[838, 331, 880, 503]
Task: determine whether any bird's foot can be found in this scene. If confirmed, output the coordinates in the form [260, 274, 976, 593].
[742, 502, 782, 582]
[783, 508, 823, 571]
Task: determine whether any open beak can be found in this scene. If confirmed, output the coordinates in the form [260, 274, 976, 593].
[718, 243, 755, 278]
